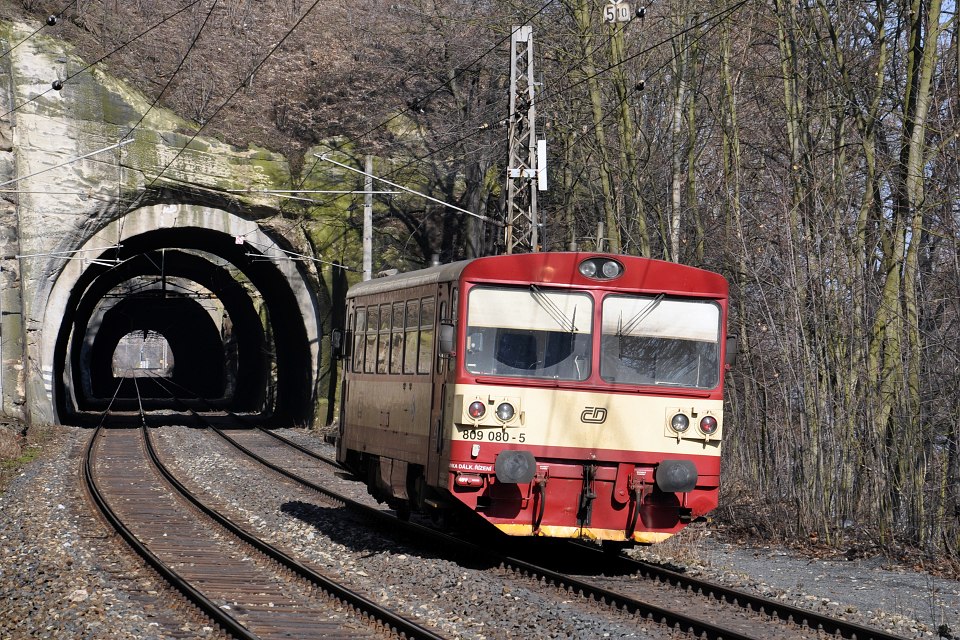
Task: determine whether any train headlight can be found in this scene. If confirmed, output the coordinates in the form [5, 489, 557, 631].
[699, 415, 719, 436]
[468, 401, 486, 419]
[601, 260, 623, 278]
[670, 413, 690, 433]
[578, 257, 624, 280]
[496, 402, 515, 422]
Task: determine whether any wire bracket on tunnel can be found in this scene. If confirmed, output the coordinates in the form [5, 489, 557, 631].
[16, 245, 124, 262]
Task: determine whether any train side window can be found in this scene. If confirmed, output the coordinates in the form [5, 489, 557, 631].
[418, 297, 435, 374]
[377, 303, 390, 374]
[390, 302, 404, 374]
[353, 309, 366, 373]
[364, 306, 377, 373]
[404, 300, 419, 374]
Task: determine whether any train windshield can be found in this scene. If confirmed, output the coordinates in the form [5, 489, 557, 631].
[465, 286, 593, 380]
[600, 295, 721, 389]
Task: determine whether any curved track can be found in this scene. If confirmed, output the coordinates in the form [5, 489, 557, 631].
[82, 386, 446, 639]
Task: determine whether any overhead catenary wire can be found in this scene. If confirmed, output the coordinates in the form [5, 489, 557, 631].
[115, 0, 221, 245]
[292, 0, 563, 195]
[127, 0, 325, 210]
[380, 2, 748, 251]
[316, 153, 500, 225]
[0, 0, 76, 61]
[48, 0, 746, 272]
[120, 0, 221, 143]
[10, 2, 682, 226]
[226, 188, 402, 206]
[15, 245, 123, 260]
[0, 138, 134, 188]
[5, 1, 747, 273]
[240, 237, 359, 271]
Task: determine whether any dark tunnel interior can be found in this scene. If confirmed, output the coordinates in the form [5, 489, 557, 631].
[89, 294, 228, 399]
[54, 227, 318, 426]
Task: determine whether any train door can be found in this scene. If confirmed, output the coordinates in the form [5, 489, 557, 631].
[425, 281, 455, 488]
[336, 302, 357, 463]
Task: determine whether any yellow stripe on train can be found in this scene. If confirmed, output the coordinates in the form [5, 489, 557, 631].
[495, 523, 675, 544]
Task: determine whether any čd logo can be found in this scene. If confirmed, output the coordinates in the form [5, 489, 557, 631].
[580, 407, 608, 424]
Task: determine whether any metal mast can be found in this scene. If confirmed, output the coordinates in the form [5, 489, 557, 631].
[505, 25, 539, 254]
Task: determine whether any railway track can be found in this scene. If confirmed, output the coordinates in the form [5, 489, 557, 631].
[204, 422, 910, 640]
[99, 373, 909, 639]
[82, 395, 445, 639]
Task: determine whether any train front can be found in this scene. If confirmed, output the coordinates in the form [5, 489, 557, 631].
[443, 253, 731, 544]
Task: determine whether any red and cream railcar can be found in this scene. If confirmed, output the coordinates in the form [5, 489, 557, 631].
[336, 252, 732, 544]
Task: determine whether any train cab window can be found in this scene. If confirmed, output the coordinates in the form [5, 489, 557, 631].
[496, 332, 537, 369]
[600, 295, 721, 389]
[364, 306, 378, 373]
[390, 302, 404, 374]
[465, 286, 592, 381]
[352, 308, 366, 373]
[418, 298, 435, 374]
[403, 300, 420, 374]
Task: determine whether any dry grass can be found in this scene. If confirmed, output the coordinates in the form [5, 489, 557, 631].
[0, 426, 22, 459]
[626, 522, 716, 570]
[0, 423, 59, 492]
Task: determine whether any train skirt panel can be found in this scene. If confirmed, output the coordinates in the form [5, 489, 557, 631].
[339, 378, 434, 465]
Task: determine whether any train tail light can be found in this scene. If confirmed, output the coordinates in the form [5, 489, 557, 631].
[468, 401, 486, 419]
[699, 415, 719, 436]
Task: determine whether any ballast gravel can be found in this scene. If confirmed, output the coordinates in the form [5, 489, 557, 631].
[0, 427, 213, 639]
[0, 423, 956, 639]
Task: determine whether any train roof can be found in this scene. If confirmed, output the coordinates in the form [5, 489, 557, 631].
[464, 253, 728, 297]
[346, 260, 470, 298]
[347, 253, 727, 299]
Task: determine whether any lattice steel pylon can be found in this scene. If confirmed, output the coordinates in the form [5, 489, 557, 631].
[505, 25, 539, 254]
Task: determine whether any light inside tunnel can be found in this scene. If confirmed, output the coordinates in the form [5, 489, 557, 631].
[112, 330, 174, 377]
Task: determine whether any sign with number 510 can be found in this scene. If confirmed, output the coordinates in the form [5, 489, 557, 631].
[603, 1, 632, 23]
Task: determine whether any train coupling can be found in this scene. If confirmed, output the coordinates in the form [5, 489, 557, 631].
[678, 509, 709, 524]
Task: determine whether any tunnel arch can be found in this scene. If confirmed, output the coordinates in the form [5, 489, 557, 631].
[88, 294, 226, 400]
[72, 251, 267, 412]
[43, 203, 327, 426]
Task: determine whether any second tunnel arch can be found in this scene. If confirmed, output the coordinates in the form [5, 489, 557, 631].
[76, 250, 267, 411]
[44, 203, 329, 425]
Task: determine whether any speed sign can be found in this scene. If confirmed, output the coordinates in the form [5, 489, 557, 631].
[603, 1, 631, 23]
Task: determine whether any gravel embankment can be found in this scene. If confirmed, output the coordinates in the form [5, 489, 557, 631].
[1, 424, 957, 639]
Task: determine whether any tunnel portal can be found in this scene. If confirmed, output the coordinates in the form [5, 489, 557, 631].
[44, 205, 327, 426]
